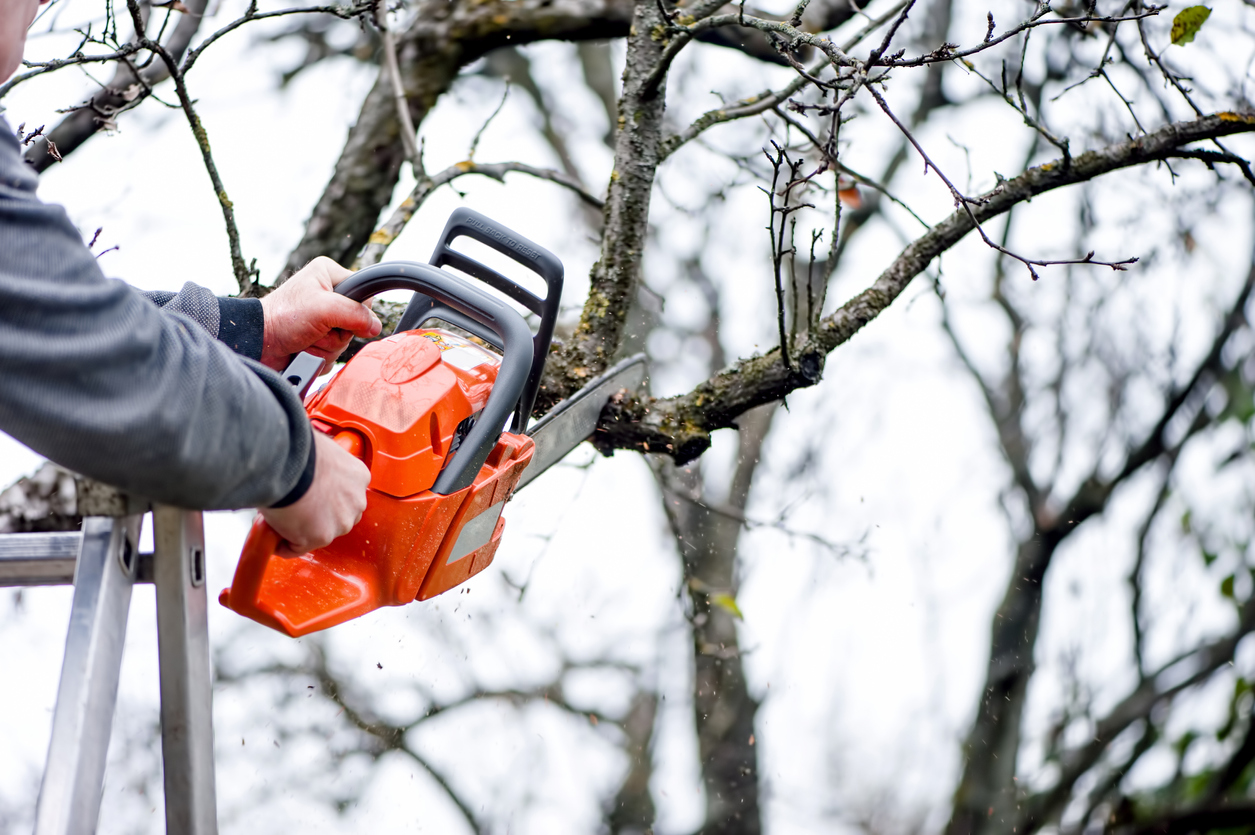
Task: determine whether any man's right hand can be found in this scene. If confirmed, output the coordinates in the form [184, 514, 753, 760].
[260, 431, 370, 557]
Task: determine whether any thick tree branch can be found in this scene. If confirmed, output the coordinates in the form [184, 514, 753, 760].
[552, 0, 671, 385]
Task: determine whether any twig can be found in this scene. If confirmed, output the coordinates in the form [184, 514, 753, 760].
[773, 104, 931, 229]
[865, 83, 1136, 280]
[182, 2, 370, 73]
[356, 160, 604, 267]
[642, 11, 858, 95]
[882, 6, 1163, 67]
[866, 0, 916, 65]
[372, 0, 422, 176]
[125, 0, 253, 293]
[0, 44, 145, 99]
[761, 142, 817, 367]
[1166, 148, 1255, 186]
[959, 57, 1071, 160]
[467, 83, 510, 161]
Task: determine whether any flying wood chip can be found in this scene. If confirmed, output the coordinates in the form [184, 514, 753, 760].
[1171, 6, 1211, 46]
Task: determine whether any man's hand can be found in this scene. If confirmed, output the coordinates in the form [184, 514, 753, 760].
[260, 257, 382, 374]
[260, 431, 370, 557]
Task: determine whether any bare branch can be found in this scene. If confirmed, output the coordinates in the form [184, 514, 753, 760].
[372, 0, 422, 176]
[592, 112, 1255, 460]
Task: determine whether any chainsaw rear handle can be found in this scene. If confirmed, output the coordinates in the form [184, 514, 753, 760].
[395, 208, 564, 433]
[331, 262, 535, 494]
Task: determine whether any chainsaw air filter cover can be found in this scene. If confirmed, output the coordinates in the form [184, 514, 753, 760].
[307, 329, 502, 499]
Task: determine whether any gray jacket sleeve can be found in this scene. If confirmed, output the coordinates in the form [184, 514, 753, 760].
[0, 119, 313, 510]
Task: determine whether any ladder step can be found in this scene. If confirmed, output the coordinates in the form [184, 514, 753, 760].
[0, 532, 82, 586]
[0, 531, 155, 587]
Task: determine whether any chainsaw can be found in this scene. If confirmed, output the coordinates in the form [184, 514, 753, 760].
[219, 208, 646, 637]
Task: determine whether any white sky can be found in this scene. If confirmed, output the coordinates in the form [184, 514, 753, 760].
[2, 0, 1255, 832]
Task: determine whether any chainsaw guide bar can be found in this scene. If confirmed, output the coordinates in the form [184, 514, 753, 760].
[219, 209, 648, 637]
[518, 354, 647, 492]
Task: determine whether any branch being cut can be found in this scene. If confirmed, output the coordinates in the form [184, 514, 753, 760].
[589, 112, 1255, 461]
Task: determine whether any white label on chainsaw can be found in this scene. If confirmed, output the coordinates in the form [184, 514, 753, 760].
[447, 501, 505, 564]
[441, 346, 491, 371]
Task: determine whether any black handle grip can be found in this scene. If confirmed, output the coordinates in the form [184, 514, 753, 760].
[334, 263, 534, 495]
[395, 208, 563, 432]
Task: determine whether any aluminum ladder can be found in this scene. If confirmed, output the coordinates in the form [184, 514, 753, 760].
[0, 505, 218, 834]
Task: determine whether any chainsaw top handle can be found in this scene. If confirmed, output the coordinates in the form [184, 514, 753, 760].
[395, 208, 564, 434]
[333, 262, 535, 495]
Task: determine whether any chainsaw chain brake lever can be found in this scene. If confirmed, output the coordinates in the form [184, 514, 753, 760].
[394, 208, 564, 434]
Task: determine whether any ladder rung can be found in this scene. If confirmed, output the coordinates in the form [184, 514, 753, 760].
[0, 532, 82, 586]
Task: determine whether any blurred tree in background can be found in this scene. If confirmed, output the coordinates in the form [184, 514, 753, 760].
[4, 0, 1255, 831]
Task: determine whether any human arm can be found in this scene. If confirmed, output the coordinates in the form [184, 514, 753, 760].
[0, 120, 307, 509]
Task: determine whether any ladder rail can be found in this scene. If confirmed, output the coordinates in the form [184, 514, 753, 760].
[32, 516, 141, 835]
[0, 509, 220, 835]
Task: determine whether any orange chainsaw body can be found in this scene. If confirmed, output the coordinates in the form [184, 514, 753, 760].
[219, 328, 535, 637]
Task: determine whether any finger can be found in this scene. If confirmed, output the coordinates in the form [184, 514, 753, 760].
[310, 331, 355, 363]
[320, 294, 383, 337]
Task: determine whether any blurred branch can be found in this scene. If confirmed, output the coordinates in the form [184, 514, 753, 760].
[1030, 588, 1255, 832]
[355, 159, 603, 268]
[606, 691, 658, 833]
[1123, 803, 1255, 835]
[21, 0, 211, 171]
[372, 0, 422, 176]
[0, 464, 80, 534]
[213, 639, 646, 834]
[1129, 479, 1171, 678]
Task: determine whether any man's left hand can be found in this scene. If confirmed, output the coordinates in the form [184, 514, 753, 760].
[259, 257, 382, 374]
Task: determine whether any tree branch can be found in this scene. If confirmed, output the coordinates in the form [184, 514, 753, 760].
[592, 112, 1255, 461]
